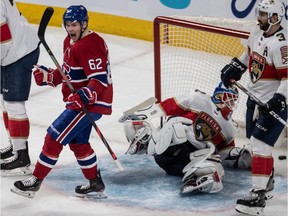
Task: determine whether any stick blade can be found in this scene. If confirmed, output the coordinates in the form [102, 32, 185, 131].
[38, 7, 54, 39]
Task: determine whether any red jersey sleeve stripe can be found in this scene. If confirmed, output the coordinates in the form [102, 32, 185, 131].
[0, 22, 12, 43]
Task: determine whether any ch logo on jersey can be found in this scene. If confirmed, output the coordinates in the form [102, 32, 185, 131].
[194, 112, 221, 141]
[250, 52, 265, 83]
[62, 62, 72, 80]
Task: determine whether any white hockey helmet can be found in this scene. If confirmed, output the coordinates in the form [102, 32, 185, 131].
[257, 0, 285, 24]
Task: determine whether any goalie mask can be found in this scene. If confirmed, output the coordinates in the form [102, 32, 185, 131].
[211, 82, 239, 120]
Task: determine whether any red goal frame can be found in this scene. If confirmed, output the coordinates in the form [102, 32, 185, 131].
[153, 16, 249, 102]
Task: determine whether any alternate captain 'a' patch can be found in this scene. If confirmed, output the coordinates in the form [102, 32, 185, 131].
[194, 112, 221, 141]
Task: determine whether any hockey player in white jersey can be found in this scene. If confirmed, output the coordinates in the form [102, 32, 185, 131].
[121, 82, 252, 195]
[220, 0, 287, 215]
[0, 0, 40, 175]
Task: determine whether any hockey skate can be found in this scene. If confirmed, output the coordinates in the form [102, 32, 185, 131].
[235, 189, 266, 216]
[11, 175, 43, 198]
[0, 142, 14, 163]
[75, 170, 107, 199]
[1, 148, 32, 176]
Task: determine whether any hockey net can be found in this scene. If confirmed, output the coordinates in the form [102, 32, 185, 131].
[153, 16, 257, 126]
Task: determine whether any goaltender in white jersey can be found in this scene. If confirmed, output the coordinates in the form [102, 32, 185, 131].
[121, 82, 252, 194]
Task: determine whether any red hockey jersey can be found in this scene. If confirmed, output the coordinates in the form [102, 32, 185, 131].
[53, 31, 113, 115]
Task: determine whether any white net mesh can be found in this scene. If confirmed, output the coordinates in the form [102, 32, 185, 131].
[155, 16, 257, 126]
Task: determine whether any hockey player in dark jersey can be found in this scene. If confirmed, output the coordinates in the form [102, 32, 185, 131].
[11, 5, 113, 199]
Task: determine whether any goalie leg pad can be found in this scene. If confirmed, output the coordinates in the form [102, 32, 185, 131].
[181, 159, 224, 194]
[181, 143, 224, 194]
[182, 142, 216, 174]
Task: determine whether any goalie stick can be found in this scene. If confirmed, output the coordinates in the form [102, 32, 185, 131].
[118, 97, 158, 123]
[231, 80, 287, 128]
[123, 97, 157, 115]
[38, 7, 124, 171]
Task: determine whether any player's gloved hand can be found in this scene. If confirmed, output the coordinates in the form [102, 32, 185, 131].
[66, 87, 97, 111]
[259, 93, 286, 113]
[33, 65, 55, 87]
[222, 146, 252, 169]
[220, 57, 247, 87]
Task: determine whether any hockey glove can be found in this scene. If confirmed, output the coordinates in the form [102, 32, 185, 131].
[259, 93, 286, 113]
[220, 57, 247, 87]
[33, 65, 55, 87]
[66, 87, 97, 111]
[222, 146, 252, 169]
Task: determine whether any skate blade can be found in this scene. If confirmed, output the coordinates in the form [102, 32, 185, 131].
[10, 186, 35, 198]
[1, 166, 32, 177]
[235, 204, 264, 216]
[75, 192, 108, 199]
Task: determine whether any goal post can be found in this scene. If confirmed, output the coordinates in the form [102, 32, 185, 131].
[153, 16, 251, 125]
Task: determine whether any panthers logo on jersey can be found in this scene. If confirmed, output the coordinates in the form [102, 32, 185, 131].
[250, 52, 265, 83]
[194, 112, 221, 141]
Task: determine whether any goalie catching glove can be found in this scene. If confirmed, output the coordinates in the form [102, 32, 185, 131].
[66, 87, 97, 111]
[33, 65, 56, 87]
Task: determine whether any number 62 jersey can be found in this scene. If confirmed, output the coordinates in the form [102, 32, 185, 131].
[53, 31, 113, 115]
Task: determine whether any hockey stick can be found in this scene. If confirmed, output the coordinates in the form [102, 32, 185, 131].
[118, 97, 158, 123]
[38, 7, 124, 171]
[231, 80, 287, 127]
[123, 97, 157, 115]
